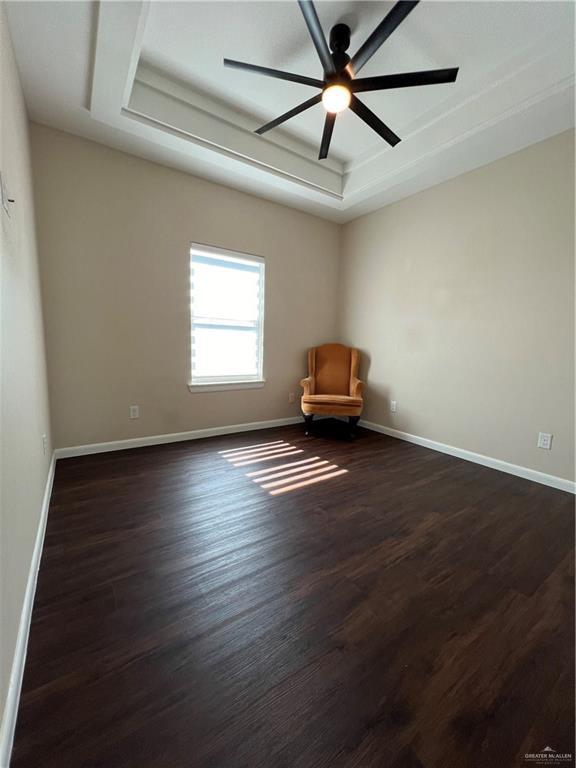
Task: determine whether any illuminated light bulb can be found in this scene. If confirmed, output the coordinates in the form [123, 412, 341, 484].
[322, 84, 351, 114]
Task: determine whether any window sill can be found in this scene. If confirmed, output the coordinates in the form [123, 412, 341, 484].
[188, 380, 266, 393]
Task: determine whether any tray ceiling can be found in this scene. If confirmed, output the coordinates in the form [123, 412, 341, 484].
[5, 0, 575, 222]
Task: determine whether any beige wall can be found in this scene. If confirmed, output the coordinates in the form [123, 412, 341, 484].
[30, 123, 342, 448]
[0, 9, 52, 725]
[340, 131, 575, 482]
[28, 123, 575, 481]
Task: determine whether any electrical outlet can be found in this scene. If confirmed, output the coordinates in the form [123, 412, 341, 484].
[42, 434, 47, 455]
[129, 405, 140, 419]
[288, 392, 295, 404]
[537, 432, 552, 450]
[390, 400, 397, 413]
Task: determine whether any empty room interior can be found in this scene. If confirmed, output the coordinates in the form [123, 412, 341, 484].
[1, 1, 575, 766]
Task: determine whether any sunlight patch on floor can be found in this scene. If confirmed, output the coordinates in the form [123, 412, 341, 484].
[268, 469, 348, 495]
[232, 449, 304, 466]
[221, 443, 292, 460]
[249, 460, 329, 482]
[219, 439, 348, 494]
[246, 457, 321, 476]
[218, 440, 286, 454]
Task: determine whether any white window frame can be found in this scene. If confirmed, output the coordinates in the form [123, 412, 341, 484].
[188, 243, 265, 392]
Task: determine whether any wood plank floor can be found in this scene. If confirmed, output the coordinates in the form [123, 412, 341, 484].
[12, 422, 575, 768]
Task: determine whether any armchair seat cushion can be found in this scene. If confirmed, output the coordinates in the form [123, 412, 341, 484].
[302, 394, 363, 407]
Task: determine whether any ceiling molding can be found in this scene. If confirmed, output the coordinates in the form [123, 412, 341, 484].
[7, 0, 574, 223]
[348, 79, 574, 199]
[341, 85, 574, 221]
[346, 21, 574, 175]
[344, 38, 575, 202]
[135, 63, 344, 174]
[90, 0, 344, 208]
[127, 71, 343, 195]
[91, 0, 150, 120]
[122, 103, 343, 202]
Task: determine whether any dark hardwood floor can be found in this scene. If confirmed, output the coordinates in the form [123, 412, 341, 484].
[12, 422, 575, 768]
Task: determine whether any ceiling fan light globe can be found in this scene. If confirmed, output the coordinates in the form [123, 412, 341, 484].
[322, 84, 351, 113]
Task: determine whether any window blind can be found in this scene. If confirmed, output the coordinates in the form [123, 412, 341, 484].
[190, 245, 265, 385]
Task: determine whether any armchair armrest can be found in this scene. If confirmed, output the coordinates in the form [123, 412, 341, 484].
[300, 376, 314, 396]
[350, 377, 364, 398]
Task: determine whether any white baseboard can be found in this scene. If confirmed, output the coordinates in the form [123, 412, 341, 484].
[54, 416, 575, 493]
[360, 420, 575, 494]
[54, 416, 303, 459]
[0, 454, 56, 768]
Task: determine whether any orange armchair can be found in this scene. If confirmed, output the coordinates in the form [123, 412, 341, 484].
[300, 343, 364, 436]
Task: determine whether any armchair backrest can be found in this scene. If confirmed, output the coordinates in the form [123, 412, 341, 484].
[309, 343, 359, 396]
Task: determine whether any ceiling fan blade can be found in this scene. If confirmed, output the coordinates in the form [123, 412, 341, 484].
[297, 0, 335, 75]
[319, 113, 336, 160]
[352, 67, 459, 92]
[349, 1, 420, 76]
[224, 59, 324, 88]
[349, 96, 401, 147]
[255, 93, 322, 135]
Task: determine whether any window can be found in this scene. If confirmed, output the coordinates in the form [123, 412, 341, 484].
[189, 244, 265, 389]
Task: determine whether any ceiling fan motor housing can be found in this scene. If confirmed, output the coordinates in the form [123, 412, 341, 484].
[329, 24, 351, 73]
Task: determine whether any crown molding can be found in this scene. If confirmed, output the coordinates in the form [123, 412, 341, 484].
[346, 22, 574, 175]
[122, 103, 344, 201]
[126, 77, 343, 198]
[343, 33, 575, 199]
[135, 63, 345, 174]
[90, 1, 344, 207]
[91, 0, 151, 120]
[87, 0, 575, 222]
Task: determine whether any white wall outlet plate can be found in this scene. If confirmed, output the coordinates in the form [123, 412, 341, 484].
[288, 392, 295, 404]
[390, 400, 397, 413]
[537, 432, 553, 450]
[129, 405, 140, 419]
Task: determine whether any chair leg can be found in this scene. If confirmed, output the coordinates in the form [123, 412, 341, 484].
[348, 416, 360, 438]
[303, 413, 314, 436]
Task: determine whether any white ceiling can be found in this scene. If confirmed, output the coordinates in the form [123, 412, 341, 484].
[5, 0, 575, 222]
[141, 1, 564, 163]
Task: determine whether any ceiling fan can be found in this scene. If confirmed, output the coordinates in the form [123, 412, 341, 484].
[224, 0, 459, 160]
